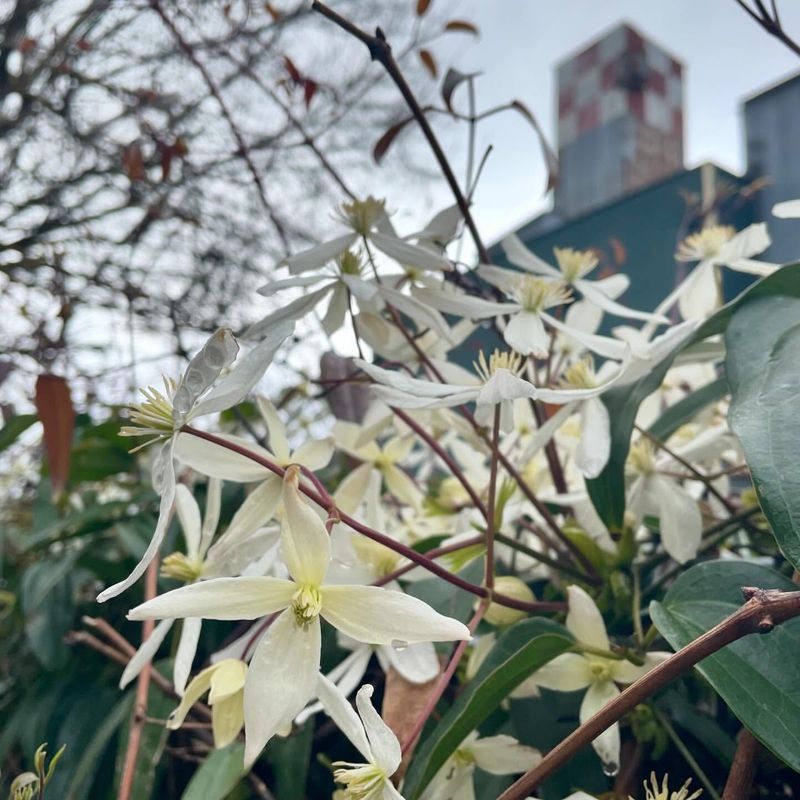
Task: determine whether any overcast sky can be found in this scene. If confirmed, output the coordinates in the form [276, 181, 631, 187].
[401, 0, 800, 244]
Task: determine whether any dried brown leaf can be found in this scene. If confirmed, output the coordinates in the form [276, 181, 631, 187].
[444, 19, 479, 36]
[418, 49, 437, 79]
[35, 375, 75, 497]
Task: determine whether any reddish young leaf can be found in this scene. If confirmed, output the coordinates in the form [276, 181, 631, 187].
[416, 0, 432, 16]
[418, 49, 437, 79]
[303, 79, 318, 109]
[34, 375, 75, 497]
[283, 55, 302, 83]
[373, 115, 414, 164]
[444, 19, 479, 36]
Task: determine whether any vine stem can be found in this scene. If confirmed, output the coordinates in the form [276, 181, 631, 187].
[484, 407, 501, 590]
[182, 426, 564, 614]
[498, 585, 800, 800]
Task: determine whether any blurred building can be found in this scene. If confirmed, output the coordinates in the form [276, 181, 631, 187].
[490, 22, 800, 317]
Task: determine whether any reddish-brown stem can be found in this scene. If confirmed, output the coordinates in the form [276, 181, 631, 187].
[374, 534, 485, 586]
[722, 728, 761, 800]
[182, 426, 564, 614]
[498, 586, 800, 799]
[118, 557, 159, 800]
[484, 407, 501, 590]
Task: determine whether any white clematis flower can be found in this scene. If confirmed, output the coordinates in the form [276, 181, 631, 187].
[99, 322, 293, 602]
[127, 468, 470, 766]
[421, 731, 541, 800]
[317, 676, 406, 800]
[520, 586, 669, 773]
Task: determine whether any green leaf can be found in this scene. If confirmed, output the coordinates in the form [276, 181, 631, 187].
[586, 263, 800, 529]
[405, 560, 484, 625]
[402, 618, 573, 799]
[181, 743, 247, 800]
[650, 560, 800, 772]
[726, 294, 800, 569]
[0, 413, 37, 453]
[264, 722, 313, 800]
[648, 375, 729, 442]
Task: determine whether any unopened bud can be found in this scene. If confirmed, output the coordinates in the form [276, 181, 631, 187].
[483, 576, 535, 627]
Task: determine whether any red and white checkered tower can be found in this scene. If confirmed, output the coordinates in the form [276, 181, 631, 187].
[554, 24, 684, 218]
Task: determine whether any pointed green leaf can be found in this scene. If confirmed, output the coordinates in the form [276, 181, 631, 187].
[181, 743, 247, 800]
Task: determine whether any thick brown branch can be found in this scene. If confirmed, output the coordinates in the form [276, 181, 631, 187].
[498, 586, 800, 800]
[722, 728, 761, 800]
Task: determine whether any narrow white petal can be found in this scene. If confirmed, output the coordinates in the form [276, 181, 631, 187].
[201, 478, 222, 555]
[382, 463, 423, 510]
[381, 640, 440, 684]
[611, 651, 671, 685]
[356, 358, 477, 397]
[370, 231, 451, 272]
[97, 442, 177, 602]
[654, 475, 702, 564]
[174, 617, 203, 696]
[677, 261, 718, 320]
[503, 311, 550, 357]
[356, 684, 402, 775]
[175, 484, 202, 560]
[128, 577, 295, 621]
[773, 198, 800, 218]
[469, 735, 541, 775]
[244, 287, 331, 340]
[502, 233, 560, 277]
[528, 652, 592, 692]
[257, 397, 290, 462]
[566, 585, 610, 650]
[334, 462, 375, 514]
[574, 398, 611, 479]
[544, 313, 629, 360]
[476, 369, 537, 407]
[321, 585, 470, 646]
[291, 437, 335, 471]
[411, 285, 514, 319]
[119, 619, 174, 689]
[193, 320, 294, 418]
[167, 664, 215, 730]
[577, 279, 667, 323]
[281, 475, 331, 585]
[316, 673, 373, 762]
[519, 402, 576, 463]
[726, 257, 778, 276]
[322, 283, 350, 336]
[476, 264, 525, 294]
[580, 681, 621, 771]
[376, 284, 452, 340]
[719, 222, 770, 261]
[244, 611, 321, 766]
[175, 432, 273, 482]
[591, 273, 629, 299]
[258, 274, 326, 297]
[372, 386, 479, 411]
[281, 232, 357, 274]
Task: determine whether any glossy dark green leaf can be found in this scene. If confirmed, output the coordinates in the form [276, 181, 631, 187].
[181, 743, 247, 800]
[0, 413, 37, 453]
[264, 721, 313, 800]
[650, 560, 800, 772]
[587, 263, 800, 529]
[648, 375, 728, 442]
[402, 618, 573, 799]
[726, 294, 800, 569]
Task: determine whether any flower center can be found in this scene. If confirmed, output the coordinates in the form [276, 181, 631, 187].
[292, 584, 323, 626]
[332, 762, 387, 800]
[453, 747, 476, 768]
[338, 249, 364, 276]
[561, 357, 597, 389]
[553, 246, 598, 282]
[587, 658, 614, 683]
[161, 552, 205, 583]
[473, 349, 524, 382]
[339, 196, 386, 236]
[511, 275, 572, 312]
[119, 378, 178, 451]
[627, 439, 656, 476]
[677, 224, 735, 261]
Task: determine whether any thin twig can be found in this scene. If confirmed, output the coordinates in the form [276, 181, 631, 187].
[498, 586, 800, 799]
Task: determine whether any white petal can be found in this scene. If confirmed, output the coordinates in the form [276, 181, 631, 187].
[611, 651, 671, 685]
[381, 640, 440, 684]
[258, 273, 327, 297]
[97, 441, 177, 602]
[370, 231, 452, 272]
[322, 283, 350, 336]
[372, 386, 479, 411]
[503, 311, 550, 357]
[677, 261, 718, 320]
[376, 284, 452, 340]
[334, 462, 375, 514]
[726, 258, 778, 277]
[587, 273, 629, 300]
[382, 463, 423, 510]
[245, 287, 331, 340]
[654, 475, 702, 564]
[341, 273, 379, 303]
[174, 617, 203, 695]
[281, 232, 357, 274]
[281, 475, 331, 585]
[355, 358, 477, 397]
[201, 478, 222, 555]
[321, 584, 470, 646]
[243, 611, 321, 766]
[415, 204, 461, 246]
[175, 432, 273, 482]
[544, 313, 629, 360]
[476, 264, 526, 294]
[291, 437, 335, 471]
[469, 735, 541, 775]
[577, 279, 667, 324]
[580, 681, 621, 771]
[528, 652, 592, 692]
[128, 577, 295, 621]
[356, 684, 402, 774]
[167, 663, 215, 730]
[773, 199, 800, 218]
[574, 398, 611, 479]
[411, 284, 515, 319]
[175, 484, 202, 560]
[193, 320, 294, 417]
[519, 402, 576, 463]
[476, 369, 537, 408]
[119, 618, 174, 689]
[502, 233, 560, 277]
[566, 585, 609, 650]
[316, 673, 373, 761]
[257, 396, 290, 462]
[719, 222, 771, 261]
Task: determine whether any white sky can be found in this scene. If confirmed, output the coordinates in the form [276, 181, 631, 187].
[400, 0, 800, 244]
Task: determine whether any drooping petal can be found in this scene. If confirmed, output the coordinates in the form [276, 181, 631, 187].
[97, 440, 177, 602]
[291, 437, 335, 471]
[370, 231, 452, 272]
[544, 313, 630, 360]
[281, 472, 331, 585]
[244, 287, 332, 340]
[355, 358, 477, 396]
[577, 279, 667, 323]
[281, 232, 358, 274]
[526, 652, 592, 692]
[174, 617, 203, 696]
[243, 611, 321, 766]
[356, 684, 402, 775]
[316, 673, 373, 762]
[119, 618, 174, 689]
[175, 432, 273, 482]
[175, 484, 202, 560]
[322, 283, 350, 337]
[469, 734, 541, 775]
[503, 310, 550, 357]
[208, 659, 248, 703]
[321, 584, 470, 646]
[565, 585, 609, 650]
[653, 475, 702, 564]
[380, 640, 440, 684]
[212, 693, 244, 749]
[193, 320, 294, 418]
[127, 577, 296, 621]
[676, 261, 718, 320]
[574, 397, 611, 479]
[580, 681, 621, 771]
[382, 463, 423, 510]
[334, 462, 374, 514]
[167, 663, 215, 730]
[257, 396, 290, 463]
[502, 233, 560, 277]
